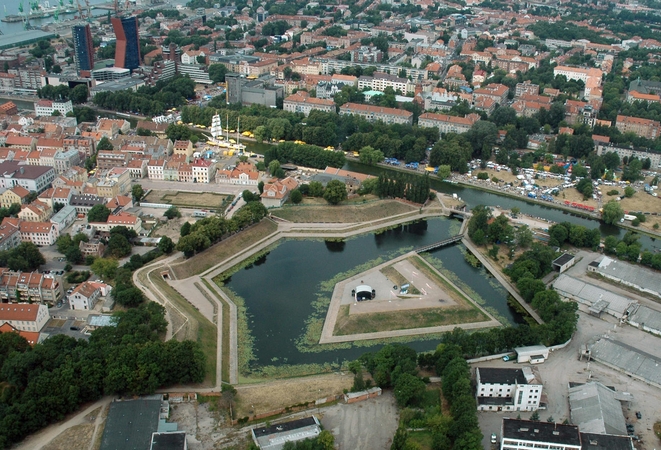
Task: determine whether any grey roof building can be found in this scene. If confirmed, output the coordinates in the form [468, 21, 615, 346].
[100, 397, 179, 450]
[589, 338, 661, 389]
[593, 257, 661, 298]
[579, 432, 634, 450]
[251, 416, 321, 450]
[568, 382, 628, 436]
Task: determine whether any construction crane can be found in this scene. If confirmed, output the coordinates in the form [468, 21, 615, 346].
[84, 0, 91, 21]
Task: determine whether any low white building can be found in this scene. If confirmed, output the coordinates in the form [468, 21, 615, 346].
[34, 99, 73, 117]
[514, 345, 549, 364]
[476, 367, 543, 412]
[49, 205, 76, 234]
[69, 281, 101, 311]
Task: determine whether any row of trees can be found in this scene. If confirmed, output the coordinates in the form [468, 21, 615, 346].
[177, 203, 268, 257]
[0, 303, 205, 448]
[93, 75, 195, 116]
[375, 172, 431, 204]
[264, 142, 346, 170]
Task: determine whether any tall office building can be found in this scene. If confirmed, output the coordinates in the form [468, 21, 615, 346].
[72, 24, 94, 74]
[111, 16, 141, 71]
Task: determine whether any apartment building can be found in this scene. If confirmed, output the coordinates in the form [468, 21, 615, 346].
[515, 81, 540, 97]
[17, 220, 58, 246]
[339, 103, 413, 125]
[191, 159, 215, 183]
[475, 367, 543, 412]
[283, 91, 336, 116]
[0, 303, 49, 332]
[34, 99, 73, 117]
[173, 140, 194, 158]
[147, 159, 166, 180]
[615, 115, 661, 139]
[0, 270, 63, 304]
[97, 151, 130, 170]
[0, 186, 30, 209]
[0, 161, 55, 193]
[418, 112, 480, 135]
[216, 161, 259, 185]
[357, 72, 414, 95]
[473, 83, 510, 105]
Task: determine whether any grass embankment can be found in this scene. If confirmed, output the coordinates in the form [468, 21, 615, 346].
[171, 219, 278, 279]
[333, 304, 487, 335]
[271, 199, 417, 223]
[148, 271, 217, 387]
[201, 279, 231, 383]
[409, 256, 483, 309]
[143, 190, 231, 209]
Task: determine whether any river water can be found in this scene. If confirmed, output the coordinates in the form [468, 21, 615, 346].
[224, 217, 518, 370]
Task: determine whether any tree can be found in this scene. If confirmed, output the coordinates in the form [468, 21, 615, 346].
[603, 151, 620, 170]
[602, 200, 624, 225]
[394, 373, 426, 407]
[208, 63, 228, 83]
[0, 242, 46, 271]
[65, 246, 83, 264]
[164, 206, 182, 219]
[87, 204, 111, 223]
[290, 189, 303, 204]
[158, 236, 175, 254]
[323, 180, 348, 205]
[97, 136, 113, 151]
[69, 84, 89, 104]
[516, 225, 533, 248]
[308, 181, 324, 197]
[131, 184, 144, 202]
[107, 234, 132, 258]
[268, 160, 285, 178]
[115, 286, 145, 307]
[180, 222, 192, 237]
[165, 123, 193, 142]
[624, 186, 635, 198]
[90, 258, 118, 279]
[437, 165, 451, 180]
[359, 146, 385, 165]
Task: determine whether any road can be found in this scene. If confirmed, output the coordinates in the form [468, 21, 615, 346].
[12, 396, 112, 450]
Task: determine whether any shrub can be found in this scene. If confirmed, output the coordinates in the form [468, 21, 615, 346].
[477, 172, 489, 180]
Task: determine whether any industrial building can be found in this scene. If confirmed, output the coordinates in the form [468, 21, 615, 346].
[589, 338, 661, 389]
[589, 256, 661, 298]
[251, 416, 321, 449]
[475, 367, 543, 412]
[568, 381, 630, 436]
[553, 274, 635, 318]
[100, 396, 184, 450]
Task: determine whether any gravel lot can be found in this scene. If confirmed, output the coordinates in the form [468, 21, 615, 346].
[320, 391, 399, 450]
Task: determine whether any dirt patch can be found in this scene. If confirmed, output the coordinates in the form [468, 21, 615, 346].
[234, 373, 353, 418]
[171, 219, 278, 279]
[271, 200, 416, 223]
[42, 424, 94, 450]
[144, 190, 231, 209]
[320, 390, 399, 450]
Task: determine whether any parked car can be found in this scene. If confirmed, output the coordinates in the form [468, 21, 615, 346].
[69, 326, 79, 331]
[636, 411, 642, 419]
[491, 433, 497, 444]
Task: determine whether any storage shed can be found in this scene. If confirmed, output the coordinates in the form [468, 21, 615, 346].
[514, 345, 549, 364]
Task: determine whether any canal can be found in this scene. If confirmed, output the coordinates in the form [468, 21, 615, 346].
[224, 217, 518, 372]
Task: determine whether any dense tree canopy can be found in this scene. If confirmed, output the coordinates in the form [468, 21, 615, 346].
[0, 303, 204, 448]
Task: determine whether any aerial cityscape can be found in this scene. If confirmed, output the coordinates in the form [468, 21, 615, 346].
[0, 0, 660, 449]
